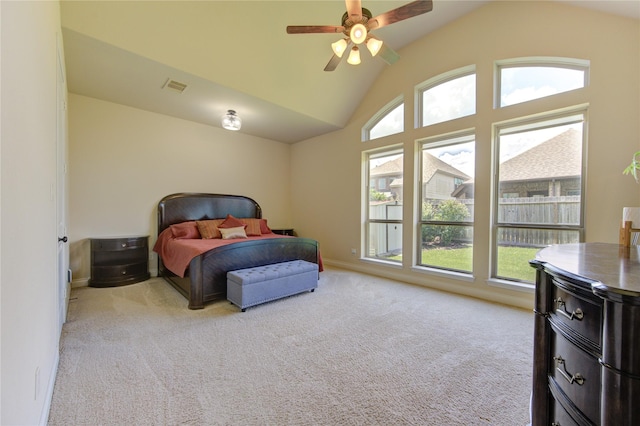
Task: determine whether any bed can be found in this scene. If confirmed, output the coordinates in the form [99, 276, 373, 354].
[154, 193, 321, 309]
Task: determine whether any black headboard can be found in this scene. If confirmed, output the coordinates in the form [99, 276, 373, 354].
[157, 193, 262, 234]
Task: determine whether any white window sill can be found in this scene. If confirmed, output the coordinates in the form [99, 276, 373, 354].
[487, 278, 535, 293]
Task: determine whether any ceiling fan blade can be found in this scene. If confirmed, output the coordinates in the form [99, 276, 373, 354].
[345, 0, 363, 23]
[324, 54, 343, 72]
[286, 25, 345, 34]
[368, 0, 433, 30]
[378, 43, 400, 65]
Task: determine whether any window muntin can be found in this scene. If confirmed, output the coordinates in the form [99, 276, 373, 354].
[363, 97, 404, 141]
[493, 113, 585, 283]
[498, 59, 588, 107]
[418, 69, 476, 127]
[418, 134, 475, 273]
[366, 149, 403, 262]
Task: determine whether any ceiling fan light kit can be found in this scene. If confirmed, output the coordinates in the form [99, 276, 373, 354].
[347, 46, 361, 65]
[221, 110, 241, 131]
[366, 37, 383, 56]
[331, 39, 349, 57]
[286, 0, 433, 71]
[350, 23, 367, 44]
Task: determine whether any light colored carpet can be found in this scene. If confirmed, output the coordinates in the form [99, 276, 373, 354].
[48, 267, 533, 425]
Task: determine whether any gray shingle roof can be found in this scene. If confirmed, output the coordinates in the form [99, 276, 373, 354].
[500, 128, 581, 182]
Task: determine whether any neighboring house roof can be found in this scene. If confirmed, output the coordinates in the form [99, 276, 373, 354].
[500, 128, 581, 182]
[422, 152, 471, 183]
[370, 156, 403, 177]
[370, 152, 471, 182]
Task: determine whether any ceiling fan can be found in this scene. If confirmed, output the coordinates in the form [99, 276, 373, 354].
[286, 0, 433, 71]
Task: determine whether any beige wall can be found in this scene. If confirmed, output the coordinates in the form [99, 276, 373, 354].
[68, 94, 292, 282]
[291, 1, 640, 309]
[1, 1, 64, 424]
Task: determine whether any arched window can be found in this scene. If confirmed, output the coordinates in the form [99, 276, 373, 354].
[416, 66, 476, 128]
[363, 96, 404, 141]
[496, 57, 589, 107]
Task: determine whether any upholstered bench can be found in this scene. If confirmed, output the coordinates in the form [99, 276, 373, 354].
[227, 260, 318, 311]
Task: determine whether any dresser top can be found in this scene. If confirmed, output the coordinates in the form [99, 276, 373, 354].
[534, 243, 640, 300]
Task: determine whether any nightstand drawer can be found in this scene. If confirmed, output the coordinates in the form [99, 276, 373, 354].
[549, 325, 601, 423]
[551, 277, 602, 349]
[92, 262, 148, 281]
[92, 237, 147, 251]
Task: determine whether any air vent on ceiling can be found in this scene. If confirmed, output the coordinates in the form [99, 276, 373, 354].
[162, 78, 188, 94]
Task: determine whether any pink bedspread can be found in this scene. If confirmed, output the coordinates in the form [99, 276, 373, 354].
[154, 229, 322, 277]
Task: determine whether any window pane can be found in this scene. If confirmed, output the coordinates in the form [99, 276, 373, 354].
[419, 138, 474, 272]
[367, 151, 403, 263]
[500, 66, 585, 107]
[422, 74, 475, 127]
[420, 225, 473, 272]
[367, 223, 403, 261]
[369, 103, 404, 140]
[496, 227, 580, 282]
[368, 152, 403, 208]
[495, 118, 584, 282]
[498, 123, 583, 226]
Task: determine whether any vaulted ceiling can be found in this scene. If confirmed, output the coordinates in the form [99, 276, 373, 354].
[60, 1, 639, 144]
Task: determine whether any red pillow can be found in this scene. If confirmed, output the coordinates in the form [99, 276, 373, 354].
[170, 221, 201, 239]
[219, 214, 246, 229]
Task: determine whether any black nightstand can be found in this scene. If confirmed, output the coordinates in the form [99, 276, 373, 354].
[89, 236, 150, 287]
[271, 228, 295, 236]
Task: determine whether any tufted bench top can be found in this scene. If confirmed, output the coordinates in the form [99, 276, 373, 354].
[227, 260, 318, 284]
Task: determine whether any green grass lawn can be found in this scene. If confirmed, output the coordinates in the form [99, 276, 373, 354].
[392, 245, 540, 282]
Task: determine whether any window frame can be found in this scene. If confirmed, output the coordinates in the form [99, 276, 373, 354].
[416, 130, 476, 274]
[495, 57, 590, 108]
[490, 108, 588, 285]
[363, 146, 404, 264]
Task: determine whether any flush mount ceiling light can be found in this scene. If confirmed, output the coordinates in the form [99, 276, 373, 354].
[286, 0, 433, 71]
[221, 110, 241, 131]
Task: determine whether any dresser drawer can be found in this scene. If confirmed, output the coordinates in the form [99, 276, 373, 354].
[551, 277, 602, 349]
[92, 237, 147, 251]
[550, 399, 581, 426]
[92, 262, 148, 281]
[549, 325, 601, 423]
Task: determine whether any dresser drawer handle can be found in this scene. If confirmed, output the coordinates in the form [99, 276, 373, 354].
[121, 243, 127, 248]
[121, 270, 127, 275]
[553, 355, 585, 385]
[554, 297, 584, 320]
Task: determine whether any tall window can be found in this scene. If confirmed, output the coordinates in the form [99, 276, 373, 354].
[493, 112, 585, 283]
[365, 148, 403, 262]
[497, 58, 588, 107]
[418, 134, 475, 273]
[417, 66, 476, 127]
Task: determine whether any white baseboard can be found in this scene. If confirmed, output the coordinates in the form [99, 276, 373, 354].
[39, 351, 60, 426]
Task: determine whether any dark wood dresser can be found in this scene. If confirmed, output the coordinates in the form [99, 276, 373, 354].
[530, 243, 640, 425]
[90, 236, 150, 287]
